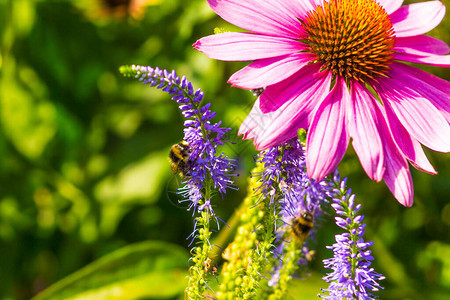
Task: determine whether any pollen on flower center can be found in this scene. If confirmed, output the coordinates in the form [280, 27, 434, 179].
[301, 0, 395, 83]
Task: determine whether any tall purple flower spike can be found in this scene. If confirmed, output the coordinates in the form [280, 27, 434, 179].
[322, 177, 385, 299]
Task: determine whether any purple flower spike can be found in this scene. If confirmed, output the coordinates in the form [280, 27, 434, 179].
[321, 180, 385, 299]
[261, 139, 337, 287]
[120, 65, 236, 222]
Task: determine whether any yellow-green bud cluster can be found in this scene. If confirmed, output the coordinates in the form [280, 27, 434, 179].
[217, 166, 275, 299]
[185, 211, 213, 299]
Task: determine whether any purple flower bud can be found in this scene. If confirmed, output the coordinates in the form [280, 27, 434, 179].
[354, 215, 364, 224]
[200, 103, 211, 113]
[187, 82, 194, 95]
[348, 194, 355, 209]
[180, 76, 187, 88]
[335, 217, 347, 228]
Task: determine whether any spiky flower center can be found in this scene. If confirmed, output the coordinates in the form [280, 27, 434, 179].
[301, 0, 395, 83]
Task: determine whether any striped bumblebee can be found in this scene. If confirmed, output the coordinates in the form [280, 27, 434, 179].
[291, 211, 314, 241]
[169, 141, 191, 176]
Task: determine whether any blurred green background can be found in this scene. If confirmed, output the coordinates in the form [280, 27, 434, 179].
[0, 0, 449, 299]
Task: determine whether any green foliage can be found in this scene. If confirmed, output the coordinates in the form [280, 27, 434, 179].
[0, 0, 449, 299]
[32, 241, 189, 300]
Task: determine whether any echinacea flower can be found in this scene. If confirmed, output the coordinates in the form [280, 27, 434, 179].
[194, 0, 450, 207]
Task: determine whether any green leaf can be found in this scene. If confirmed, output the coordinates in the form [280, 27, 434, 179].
[32, 241, 189, 300]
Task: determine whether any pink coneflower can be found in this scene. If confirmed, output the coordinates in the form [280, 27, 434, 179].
[194, 0, 450, 207]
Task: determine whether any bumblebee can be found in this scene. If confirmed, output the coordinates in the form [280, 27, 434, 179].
[291, 211, 314, 241]
[169, 141, 191, 176]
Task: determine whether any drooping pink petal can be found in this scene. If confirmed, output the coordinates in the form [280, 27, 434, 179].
[395, 35, 450, 56]
[253, 74, 332, 149]
[306, 78, 350, 181]
[381, 88, 450, 153]
[390, 1, 445, 37]
[378, 114, 414, 207]
[193, 32, 306, 61]
[407, 140, 437, 175]
[348, 82, 385, 182]
[205, 0, 307, 39]
[392, 63, 450, 94]
[383, 103, 437, 174]
[388, 63, 450, 123]
[374, 68, 450, 152]
[377, 0, 404, 14]
[239, 97, 276, 141]
[383, 147, 414, 207]
[239, 68, 332, 150]
[239, 101, 300, 149]
[228, 53, 315, 89]
[259, 63, 325, 113]
[395, 53, 450, 67]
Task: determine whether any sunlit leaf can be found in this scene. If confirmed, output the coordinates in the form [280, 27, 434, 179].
[32, 241, 188, 300]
